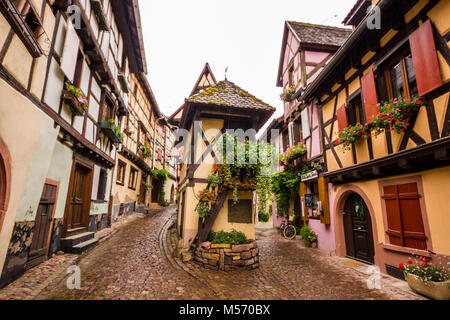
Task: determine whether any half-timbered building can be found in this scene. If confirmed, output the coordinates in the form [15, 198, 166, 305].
[0, 0, 146, 287]
[297, 0, 450, 277]
[175, 73, 274, 249]
[271, 21, 351, 254]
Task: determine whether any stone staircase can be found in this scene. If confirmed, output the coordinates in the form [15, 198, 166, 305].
[61, 232, 99, 254]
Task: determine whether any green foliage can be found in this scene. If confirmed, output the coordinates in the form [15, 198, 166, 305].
[280, 88, 296, 101]
[195, 202, 210, 218]
[258, 210, 270, 223]
[271, 171, 300, 217]
[300, 226, 318, 247]
[142, 182, 153, 190]
[151, 169, 169, 206]
[139, 143, 152, 159]
[107, 119, 125, 139]
[208, 230, 249, 245]
[207, 174, 222, 187]
[336, 123, 370, 151]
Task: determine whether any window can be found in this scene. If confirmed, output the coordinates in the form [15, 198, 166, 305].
[2, 0, 44, 57]
[307, 182, 320, 219]
[384, 51, 418, 101]
[288, 64, 294, 87]
[97, 169, 107, 201]
[346, 95, 364, 126]
[116, 160, 126, 185]
[382, 182, 427, 250]
[72, 50, 84, 88]
[128, 167, 138, 190]
[101, 96, 114, 122]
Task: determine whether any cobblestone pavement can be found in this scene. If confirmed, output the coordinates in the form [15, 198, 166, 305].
[0, 206, 424, 300]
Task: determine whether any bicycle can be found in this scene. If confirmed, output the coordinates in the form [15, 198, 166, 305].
[279, 219, 297, 240]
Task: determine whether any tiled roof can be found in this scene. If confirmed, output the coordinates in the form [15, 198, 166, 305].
[287, 21, 351, 47]
[185, 79, 275, 111]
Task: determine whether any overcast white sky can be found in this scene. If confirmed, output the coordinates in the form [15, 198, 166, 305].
[139, 0, 357, 126]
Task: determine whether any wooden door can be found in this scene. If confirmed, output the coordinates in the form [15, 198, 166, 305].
[28, 183, 57, 267]
[138, 174, 147, 204]
[63, 161, 93, 237]
[293, 195, 303, 228]
[344, 194, 375, 264]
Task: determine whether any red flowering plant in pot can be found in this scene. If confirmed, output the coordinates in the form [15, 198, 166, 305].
[370, 97, 423, 136]
[400, 256, 450, 300]
[335, 123, 371, 152]
[195, 189, 218, 219]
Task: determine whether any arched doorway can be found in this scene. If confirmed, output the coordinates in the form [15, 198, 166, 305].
[343, 193, 375, 264]
[151, 178, 161, 204]
[0, 142, 11, 232]
[170, 185, 175, 204]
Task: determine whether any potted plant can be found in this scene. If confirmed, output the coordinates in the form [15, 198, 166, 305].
[400, 257, 450, 300]
[139, 143, 152, 159]
[336, 122, 371, 152]
[279, 142, 307, 167]
[63, 82, 89, 116]
[299, 225, 318, 248]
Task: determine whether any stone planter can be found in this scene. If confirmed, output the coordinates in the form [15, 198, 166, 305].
[405, 273, 450, 300]
[194, 240, 259, 271]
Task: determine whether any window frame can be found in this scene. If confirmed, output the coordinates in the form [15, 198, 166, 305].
[383, 49, 418, 101]
[128, 166, 138, 190]
[116, 160, 126, 185]
[0, 0, 44, 57]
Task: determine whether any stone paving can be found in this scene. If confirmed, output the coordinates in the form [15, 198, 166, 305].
[0, 206, 425, 300]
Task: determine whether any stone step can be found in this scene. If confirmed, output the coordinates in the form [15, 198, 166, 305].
[61, 232, 95, 250]
[65, 238, 99, 254]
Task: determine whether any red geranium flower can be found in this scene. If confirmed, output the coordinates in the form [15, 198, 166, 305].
[399, 263, 405, 270]
[407, 260, 413, 264]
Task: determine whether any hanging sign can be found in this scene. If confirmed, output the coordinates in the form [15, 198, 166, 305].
[301, 170, 319, 182]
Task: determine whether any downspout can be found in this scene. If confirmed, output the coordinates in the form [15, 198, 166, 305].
[152, 116, 164, 170]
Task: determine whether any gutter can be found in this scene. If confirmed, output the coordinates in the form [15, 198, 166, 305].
[298, 0, 392, 103]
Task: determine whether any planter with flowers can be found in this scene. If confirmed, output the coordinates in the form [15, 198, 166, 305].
[400, 257, 450, 300]
[300, 225, 318, 248]
[195, 189, 219, 219]
[63, 82, 89, 116]
[280, 88, 296, 102]
[370, 97, 423, 136]
[335, 123, 371, 152]
[279, 142, 307, 167]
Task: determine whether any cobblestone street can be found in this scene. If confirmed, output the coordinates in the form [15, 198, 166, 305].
[0, 206, 424, 300]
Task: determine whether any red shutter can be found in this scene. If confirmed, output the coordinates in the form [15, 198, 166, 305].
[361, 69, 379, 122]
[336, 104, 348, 131]
[397, 183, 427, 250]
[382, 183, 427, 250]
[409, 20, 443, 97]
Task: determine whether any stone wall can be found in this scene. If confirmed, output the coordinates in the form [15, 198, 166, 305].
[194, 240, 259, 271]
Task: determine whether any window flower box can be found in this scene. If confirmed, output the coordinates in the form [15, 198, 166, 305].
[405, 274, 450, 300]
[62, 82, 88, 116]
[118, 72, 129, 93]
[99, 120, 123, 144]
[90, 0, 109, 31]
[280, 88, 296, 102]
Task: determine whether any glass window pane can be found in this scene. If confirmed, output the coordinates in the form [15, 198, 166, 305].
[390, 62, 404, 99]
[405, 54, 419, 99]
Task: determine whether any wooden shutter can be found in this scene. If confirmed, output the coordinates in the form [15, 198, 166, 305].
[301, 108, 310, 139]
[60, 22, 80, 83]
[361, 69, 379, 121]
[318, 177, 330, 225]
[382, 185, 403, 246]
[409, 19, 443, 97]
[382, 183, 427, 250]
[336, 104, 348, 131]
[397, 183, 427, 250]
[300, 183, 309, 221]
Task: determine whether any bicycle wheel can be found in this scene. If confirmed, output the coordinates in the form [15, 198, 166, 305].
[283, 225, 297, 240]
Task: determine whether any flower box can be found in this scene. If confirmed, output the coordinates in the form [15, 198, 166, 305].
[118, 73, 129, 93]
[405, 273, 450, 300]
[63, 91, 86, 116]
[99, 121, 123, 144]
